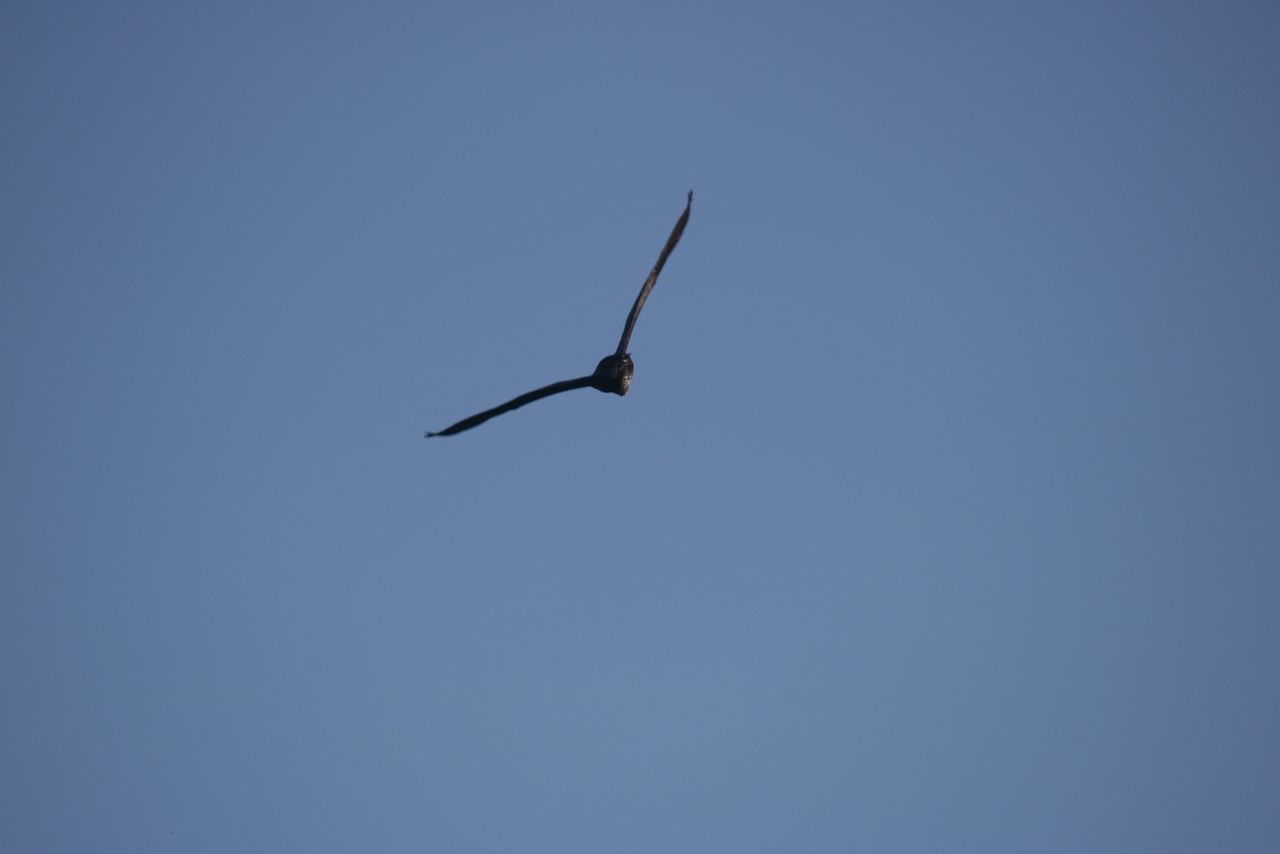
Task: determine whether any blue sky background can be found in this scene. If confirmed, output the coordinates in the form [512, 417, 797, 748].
[3, 2, 1278, 851]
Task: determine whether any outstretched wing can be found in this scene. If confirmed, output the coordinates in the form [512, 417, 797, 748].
[425, 375, 595, 437]
[614, 191, 693, 356]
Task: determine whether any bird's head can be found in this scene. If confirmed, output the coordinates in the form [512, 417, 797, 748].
[591, 353, 634, 396]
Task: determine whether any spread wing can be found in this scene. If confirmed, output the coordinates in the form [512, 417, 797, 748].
[425, 375, 594, 437]
[614, 191, 693, 356]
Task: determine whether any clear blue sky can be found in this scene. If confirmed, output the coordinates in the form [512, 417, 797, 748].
[4, 2, 1278, 851]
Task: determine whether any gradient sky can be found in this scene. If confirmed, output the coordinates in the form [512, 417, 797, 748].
[4, 2, 1278, 852]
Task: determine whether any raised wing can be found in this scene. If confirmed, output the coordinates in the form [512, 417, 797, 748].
[614, 191, 693, 356]
[425, 375, 595, 437]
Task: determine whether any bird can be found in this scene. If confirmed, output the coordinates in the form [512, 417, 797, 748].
[425, 191, 693, 438]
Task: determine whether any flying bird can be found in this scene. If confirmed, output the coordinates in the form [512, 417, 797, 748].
[425, 191, 693, 438]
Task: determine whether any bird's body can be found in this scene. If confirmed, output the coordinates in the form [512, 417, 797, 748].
[589, 353, 634, 396]
[425, 192, 691, 438]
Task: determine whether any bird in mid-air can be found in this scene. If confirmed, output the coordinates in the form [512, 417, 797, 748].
[425, 191, 693, 438]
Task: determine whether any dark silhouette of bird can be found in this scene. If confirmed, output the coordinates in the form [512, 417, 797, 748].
[425, 191, 693, 438]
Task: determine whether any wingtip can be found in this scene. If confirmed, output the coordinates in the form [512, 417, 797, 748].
[687, 189, 693, 203]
